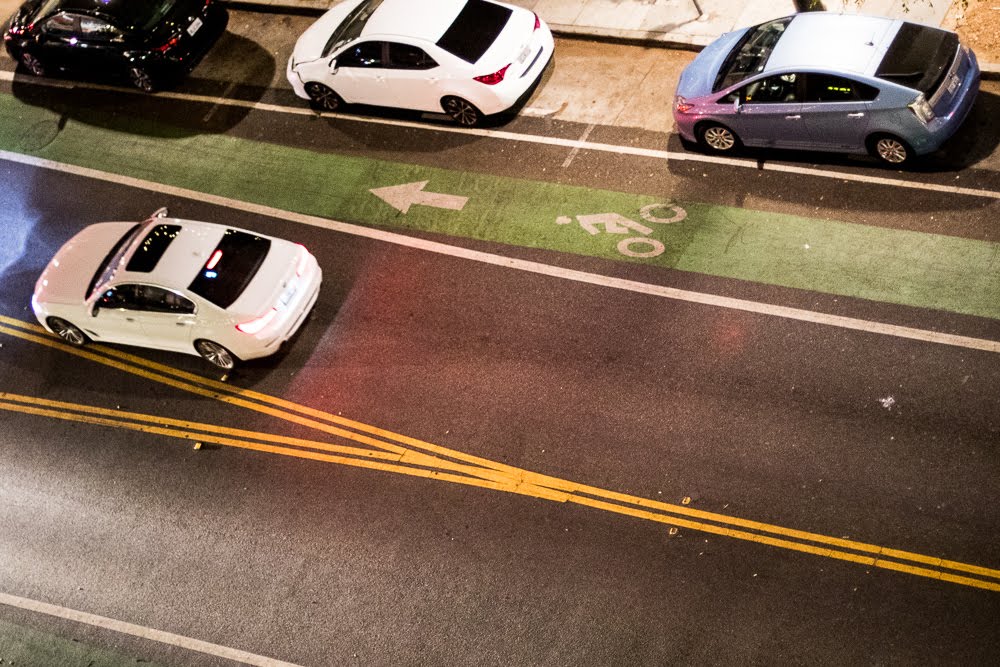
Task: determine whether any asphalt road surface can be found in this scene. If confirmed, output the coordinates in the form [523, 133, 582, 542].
[1, 7, 999, 666]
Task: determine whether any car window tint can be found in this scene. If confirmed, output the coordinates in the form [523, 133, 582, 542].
[135, 285, 195, 314]
[437, 0, 512, 64]
[188, 230, 271, 309]
[805, 74, 873, 102]
[742, 73, 799, 103]
[338, 41, 384, 68]
[43, 12, 79, 33]
[99, 284, 141, 310]
[875, 22, 959, 95]
[714, 17, 792, 92]
[126, 224, 181, 272]
[387, 43, 437, 70]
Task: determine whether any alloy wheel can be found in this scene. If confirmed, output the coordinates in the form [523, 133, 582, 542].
[196, 340, 235, 370]
[20, 52, 45, 77]
[305, 83, 342, 112]
[48, 318, 87, 347]
[443, 97, 481, 127]
[875, 137, 909, 164]
[129, 67, 155, 93]
[703, 125, 736, 151]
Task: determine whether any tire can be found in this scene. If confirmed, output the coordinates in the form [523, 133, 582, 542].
[442, 96, 482, 127]
[128, 66, 156, 93]
[47, 317, 88, 347]
[195, 340, 237, 370]
[868, 134, 913, 165]
[305, 82, 343, 112]
[696, 122, 740, 154]
[20, 51, 45, 77]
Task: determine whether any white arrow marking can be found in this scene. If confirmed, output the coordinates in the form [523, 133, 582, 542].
[574, 213, 653, 236]
[369, 181, 468, 214]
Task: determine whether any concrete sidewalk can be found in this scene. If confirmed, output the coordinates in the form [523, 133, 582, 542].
[230, 0, 955, 48]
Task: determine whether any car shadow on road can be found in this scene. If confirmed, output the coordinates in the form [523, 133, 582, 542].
[8, 32, 275, 140]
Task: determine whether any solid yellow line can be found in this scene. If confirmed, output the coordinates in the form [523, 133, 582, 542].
[3, 316, 999, 589]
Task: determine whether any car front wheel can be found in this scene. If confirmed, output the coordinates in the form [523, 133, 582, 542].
[697, 123, 740, 154]
[305, 82, 343, 112]
[195, 340, 237, 370]
[868, 134, 913, 165]
[128, 66, 156, 93]
[442, 96, 482, 127]
[47, 317, 89, 347]
[20, 51, 45, 77]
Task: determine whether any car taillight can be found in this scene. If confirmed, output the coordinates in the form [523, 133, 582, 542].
[908, 93, 934, 124]
[156, 36, 179, 53]
[236, 308, 277, 334]
[533, 13, 541, 31]
[474, 64, 510, 85]
[295, 244, 309, 277]
[674, 96, 694, 113]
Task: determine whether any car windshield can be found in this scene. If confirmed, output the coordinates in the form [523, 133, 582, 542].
[437, 0, 512, 64]
[86, 223, 142, 300]
[323, 0, 385, 58]
[875, 22, 959, 95]
[188, 230, 271, 309]
[713, 17, 792, 92]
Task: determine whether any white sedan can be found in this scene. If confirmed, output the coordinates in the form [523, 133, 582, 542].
[286, 0, 554, 126]
[32, 209, 322, 370]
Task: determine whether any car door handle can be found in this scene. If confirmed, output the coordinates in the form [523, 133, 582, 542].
[785, 115, 801, 120]
[125, 317, 136, 322]
[176, 320, 195, 326]
[847, 112, 865, 117]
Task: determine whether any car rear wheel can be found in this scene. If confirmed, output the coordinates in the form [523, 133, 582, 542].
[442, 96, 482, 127]
[128, 67, 156, 93]
[697, 123, 740, 154]
[195, 340, 237, 370]
[20, 52, 45, 77]
[305, 82, 343, 112]
[869, 134, 913, 165]
[47, 317, 88, 347]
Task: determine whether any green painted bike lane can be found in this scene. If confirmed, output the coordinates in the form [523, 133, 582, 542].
[2, 92, 997, 320]
[0, 617, 167, 667]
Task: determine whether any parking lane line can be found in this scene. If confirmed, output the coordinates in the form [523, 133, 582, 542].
[0, 591, 305, 667]
[2, 70, 999, 201]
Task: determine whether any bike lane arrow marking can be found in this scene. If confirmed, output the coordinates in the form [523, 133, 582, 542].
[370, 180, 468, 214]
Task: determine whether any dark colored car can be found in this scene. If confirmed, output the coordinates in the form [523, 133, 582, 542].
[3, 0, 228, 91]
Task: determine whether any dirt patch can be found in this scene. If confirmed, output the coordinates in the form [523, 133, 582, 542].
[945, 0, 1000, 64]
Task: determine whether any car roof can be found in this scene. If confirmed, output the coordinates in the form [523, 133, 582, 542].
[765, 12, 900, 76]
[362, 0, 469, 41]
[117, 218, 228, 290]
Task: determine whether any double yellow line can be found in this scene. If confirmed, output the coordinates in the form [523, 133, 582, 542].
[2, 314, 999, 592]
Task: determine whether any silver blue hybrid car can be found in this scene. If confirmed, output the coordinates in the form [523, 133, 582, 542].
[672, 12, 980, 165]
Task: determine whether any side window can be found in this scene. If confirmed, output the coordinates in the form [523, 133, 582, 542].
[741, 73, 799, 103]
[805, 74, 879, 102]
[42, 12, 80, 35]
[337, 41, 385, 68]
[99, 284, 141, 310]
[136, 285, 196, 314]
[387, 43, 437, 70]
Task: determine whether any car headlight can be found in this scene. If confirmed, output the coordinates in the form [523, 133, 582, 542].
[908, 93, 934, 124]
[674, 96, 694, 113]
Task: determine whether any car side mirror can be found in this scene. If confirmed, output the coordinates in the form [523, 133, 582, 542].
[328, 58, 338, 73]
[90, 301, 101, 317]
[733, 98, 742, 113]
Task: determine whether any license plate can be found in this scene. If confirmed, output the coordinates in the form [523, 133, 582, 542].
[187, 17, 203, 36]
[517, 45, 531, 64]
[280, 284, 297, 306]
[947, 74, 960, 94]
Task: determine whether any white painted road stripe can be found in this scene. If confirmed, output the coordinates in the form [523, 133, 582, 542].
[0, 591, 304, 667]
[3, 150, 997, 354]
[2, 70, 1000, 201]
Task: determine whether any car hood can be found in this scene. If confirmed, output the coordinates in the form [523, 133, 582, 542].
[34, 222, 135, 306]
[290, 0, 362, 66]
[675, 27, 749, 99]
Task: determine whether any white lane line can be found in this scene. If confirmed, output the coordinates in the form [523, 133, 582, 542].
[0, 591, 303, 667]
[3, 70, 1000, 201]
[3, 149, 997, 354]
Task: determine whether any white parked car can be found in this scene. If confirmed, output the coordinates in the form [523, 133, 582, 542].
[32, 209, 322, 370]
[286, 0, 554, 126]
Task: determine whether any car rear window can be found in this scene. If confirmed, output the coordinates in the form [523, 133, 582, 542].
[436, 0, 511, 64]
[125, 223, 181, 272]
[875, 23, 959, 95]
[188, 230, 271, 309]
